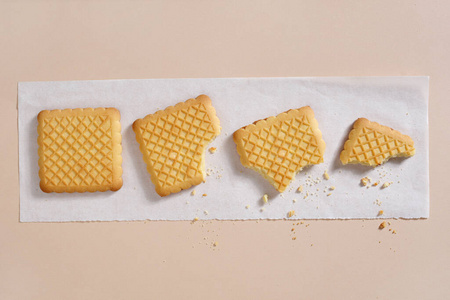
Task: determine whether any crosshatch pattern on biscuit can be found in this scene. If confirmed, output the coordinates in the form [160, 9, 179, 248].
[133, 95, 221, 197]
[37, 108, 123, 193]
[234, 106, 326, 193]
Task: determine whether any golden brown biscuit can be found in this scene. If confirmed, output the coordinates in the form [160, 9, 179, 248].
[37, 108, 123, 193]
[233, 106, 326, 193]
[340, 118, 415, 166]
[133, 95, 221, 197]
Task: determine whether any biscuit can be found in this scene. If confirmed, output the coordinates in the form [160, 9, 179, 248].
[233, 106, 326, 193]
[37, 108, 123, 193]
[132, 95, 221, 197]
[340, 118, 415, 166]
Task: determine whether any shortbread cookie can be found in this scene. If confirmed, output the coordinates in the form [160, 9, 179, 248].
[132, 95, 221, 197]
[233, 106, 326, 193]
[340, 118, 415, 166]
[37, 108, 123, 193]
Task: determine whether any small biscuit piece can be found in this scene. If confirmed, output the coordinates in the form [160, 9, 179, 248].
[340, 118, 415, 166]
[37, 108, 123, 193]
[133, 95, 221, 196]
[233, 106, 326, 192]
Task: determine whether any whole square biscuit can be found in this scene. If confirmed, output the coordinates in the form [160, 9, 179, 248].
[37, 108, 123, 193]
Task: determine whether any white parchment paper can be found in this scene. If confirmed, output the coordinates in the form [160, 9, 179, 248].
[18, 77, 429, 222]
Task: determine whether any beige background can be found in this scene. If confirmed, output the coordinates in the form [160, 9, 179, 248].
[1, 1, 449, 299]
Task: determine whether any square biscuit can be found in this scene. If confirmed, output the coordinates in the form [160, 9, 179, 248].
[132, 95, 221, 197]
[233, 106, 326, 193]
[37, 108, 123, 193]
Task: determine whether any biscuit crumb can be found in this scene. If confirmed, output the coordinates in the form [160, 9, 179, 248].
[323, 170, 330, 180]
[193, 217, 199, 222]
[300, 221, 304, 225]
[262, 194, 268, 204]
[287, 210, 295, 218]
[291, 228, 295, 231]
[202, 193, 207, 197]
[327, 193, 332, 196]
[330, 186, 336, 190]
[382, 182, 392, 188]
[209, 147, 217, 154]
[361, 177, 371, 186]
[245, 205, 250, 209]
[293, 199, 297, 203]
[292, 237, 297, 240]
[379, 221, 387, 229]
[373, 182, 379, 187]
[297, 185, 303, 192]
[378, 210, 384, 216]
[191, 190, 196, 196]
[388, 221, 391, 225]
[260, 207, 265, 212]
[392, 230, 397, 234]
[204, 210, 209, 215]
[213, 241, 218, 247]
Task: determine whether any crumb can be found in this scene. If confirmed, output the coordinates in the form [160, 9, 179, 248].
[297, 185, 303, 193]
[323, 170, 330, 180]
[193, 217, 199, 222]
[292, 237, 297, 240]
[262, 194, 268, 204]
[327, 193, 332, 196]
[330, 186, 335, 190]
[208, 147, 217, 154]
[310, 244, 313, 247]
[372, 182, 379, 187]
[291, 228, 295, 231]
[300, 222, 304, 225]
[361, 177, 371, 186]
[389, 228, 392, 231]
[213, 241, 218, 247]
[379, 221, 387, 229]
[191, 190, 196, 196]
[382, 182, 392, 189]
[392, 230, 397, 234]
[204, 210, 209, 215]
[388, 222, 391, 225]
[287, 210, 295, 218]
[378, 210, 384, 216]
[260, 207, 265, 212]
[202, 193, 207, 197]
[186, 201, 190, 204]
[374, 199, 382, 206]
[293, 199, 297, 203]
[245, 205, 250, 209]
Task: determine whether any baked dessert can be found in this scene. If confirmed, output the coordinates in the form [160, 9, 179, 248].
[340, 118, 415, 166]
[233, 106, 326, 192]
[37, 107, 123, 193]
[132, 95, 221, 196]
